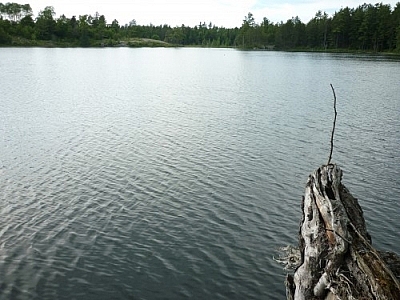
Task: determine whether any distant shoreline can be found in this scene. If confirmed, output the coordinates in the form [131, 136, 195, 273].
[2, 39, 400, 57]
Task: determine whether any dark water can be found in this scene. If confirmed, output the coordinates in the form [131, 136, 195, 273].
[0, 48, 399, 299]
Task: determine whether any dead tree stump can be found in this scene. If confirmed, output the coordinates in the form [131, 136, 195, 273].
[285, 164, 400, 300]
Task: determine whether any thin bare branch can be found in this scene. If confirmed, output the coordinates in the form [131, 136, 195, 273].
[327, 84, 337, 165]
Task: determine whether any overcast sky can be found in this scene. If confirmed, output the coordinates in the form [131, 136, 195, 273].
[27, 0, 399, 27]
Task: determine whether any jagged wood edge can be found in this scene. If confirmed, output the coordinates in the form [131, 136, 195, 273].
[285, 165, 400, 299]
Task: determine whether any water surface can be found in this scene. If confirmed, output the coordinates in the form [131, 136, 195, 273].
[0, 48, 399, 299]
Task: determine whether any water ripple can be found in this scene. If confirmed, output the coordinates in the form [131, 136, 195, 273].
[0, 48, 399, 300]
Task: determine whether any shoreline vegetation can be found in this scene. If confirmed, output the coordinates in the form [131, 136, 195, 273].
[1, 2, 400, 54]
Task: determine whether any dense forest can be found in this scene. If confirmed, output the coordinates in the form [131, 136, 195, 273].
[1, 2, 400, 52]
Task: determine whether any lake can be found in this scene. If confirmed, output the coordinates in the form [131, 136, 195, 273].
[0, 48, 399, 300]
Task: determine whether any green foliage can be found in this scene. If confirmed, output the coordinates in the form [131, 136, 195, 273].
[235, 3, 400, 52]
[0, 2, 32, 22]
[0, 20, 12, 44]
[0, 1, 399, 52]
[35, 6, 56, 40]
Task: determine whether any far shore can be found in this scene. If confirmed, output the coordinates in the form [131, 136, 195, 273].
[2, 37, 400, 56]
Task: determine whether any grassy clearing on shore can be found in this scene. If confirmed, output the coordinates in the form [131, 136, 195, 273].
[5, 37, 174, 48]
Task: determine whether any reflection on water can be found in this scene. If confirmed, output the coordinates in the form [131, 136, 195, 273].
[0, 48, 399, 300]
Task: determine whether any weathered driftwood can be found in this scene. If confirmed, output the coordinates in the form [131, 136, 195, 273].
[285, 164, 400, 300]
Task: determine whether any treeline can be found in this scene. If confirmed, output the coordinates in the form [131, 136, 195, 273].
[239, 3, 400, 52]
[1, 2, 400, 52]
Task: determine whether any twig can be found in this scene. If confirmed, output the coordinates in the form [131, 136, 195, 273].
[327, 84, 337, 165]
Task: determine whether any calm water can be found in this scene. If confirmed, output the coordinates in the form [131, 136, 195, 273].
[0, 48, 399, 299]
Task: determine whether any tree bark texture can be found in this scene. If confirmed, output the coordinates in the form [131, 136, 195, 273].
[286, 164, 400, 300]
